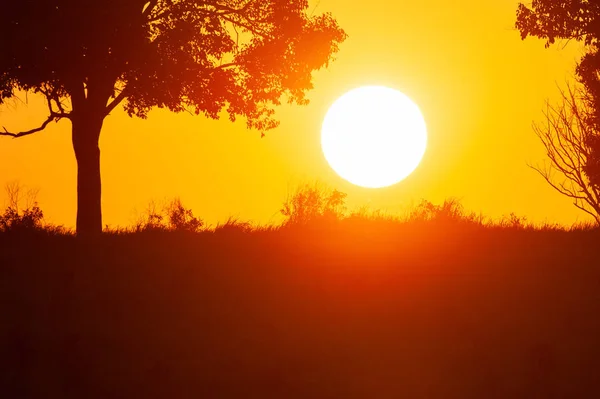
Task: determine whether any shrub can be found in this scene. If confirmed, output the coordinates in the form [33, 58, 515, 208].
[166, 198, 204, 232]
[135, 198, 203, 233]
[280, 183, 347, 225]
[406, 198, 475, 223]
[0, 182, 45, 233]
[0, 204, 44, 232]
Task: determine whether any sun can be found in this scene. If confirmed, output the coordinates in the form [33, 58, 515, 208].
[321, 86, 427, 188]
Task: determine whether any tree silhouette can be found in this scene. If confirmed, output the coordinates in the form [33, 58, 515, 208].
[0, 1, 346, 235]
[531, 84, 600, 223]
[516, 1, 600, 214]
[516, 0, 600, 127]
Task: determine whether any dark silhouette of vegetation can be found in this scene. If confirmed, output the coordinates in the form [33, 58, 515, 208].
[0, 182, 43, 232]
[214, 216, 256, 235]
[0, 182, 47, 231]
[516, 0, 600, 129]
[1, 188, 600, 398]
[516, 2, 600, 222]
[133, 198, 204, 232]
[0, 1, 346, 235]
[530, 84, 600, 223]
[0, 183, 69, 235]
[405, 198, 479, 223]
[280, 182, 347, 225]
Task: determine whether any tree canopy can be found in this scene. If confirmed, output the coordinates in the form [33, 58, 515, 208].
[0, 0, 346, 134]
[517, 0, 600, 125]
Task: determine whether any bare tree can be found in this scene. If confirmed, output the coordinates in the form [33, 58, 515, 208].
[531, 84, 600, 224]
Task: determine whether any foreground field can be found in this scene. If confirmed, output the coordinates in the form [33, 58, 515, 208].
[1, 220, 600, 398]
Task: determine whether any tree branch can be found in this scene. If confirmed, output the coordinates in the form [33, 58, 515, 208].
[39, 84, 71, 118]
[573, 200, 600, 223]
[0, 112, 64, 139]
[215, 62, 240, 70]
[105, 87, 128, 115]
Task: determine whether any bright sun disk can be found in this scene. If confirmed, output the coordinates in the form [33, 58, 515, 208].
[321, 86, 427, 188]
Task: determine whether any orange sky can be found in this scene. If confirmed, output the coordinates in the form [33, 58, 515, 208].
[0, 0, 590, 228]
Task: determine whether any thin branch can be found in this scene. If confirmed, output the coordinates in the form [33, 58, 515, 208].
[0, 112, 64, 139]
[573, 200, 600, 222]
[529, 164, 576, 197]
[105, 87, 128, 115]
[532, 82, 600, 224]
[215, 62, 240, 70]
[220, 15, 272, 39]
[36, 83, 72, 118]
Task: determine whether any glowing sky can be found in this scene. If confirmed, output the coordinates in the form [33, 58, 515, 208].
[0, 0, 588, 228]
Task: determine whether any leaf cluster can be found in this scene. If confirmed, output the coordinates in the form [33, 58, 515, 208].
[516, 1, 600, 126]
[0, 1, 346, 132]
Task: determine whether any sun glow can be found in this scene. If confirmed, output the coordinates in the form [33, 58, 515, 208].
[321, 86, 427, 188]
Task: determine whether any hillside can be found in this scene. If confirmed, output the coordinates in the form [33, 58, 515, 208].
[2, 219, 600, 398]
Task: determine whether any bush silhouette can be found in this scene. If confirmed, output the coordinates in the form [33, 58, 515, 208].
[0, 182, 45, 233]
[0, 204, 44, 232]
[405, 198, 485, 225]
[134, 198, 203, 233]
[166, 198, 204, 232]
[280, 183, 347, 225]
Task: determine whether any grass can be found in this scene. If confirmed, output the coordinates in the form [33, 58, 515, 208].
[2, 187, 600, 397]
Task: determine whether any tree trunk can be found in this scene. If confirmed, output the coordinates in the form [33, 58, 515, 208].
[71, 111, 104, 236]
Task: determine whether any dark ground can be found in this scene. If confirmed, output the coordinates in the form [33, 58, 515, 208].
[1, 220, 600, 398]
